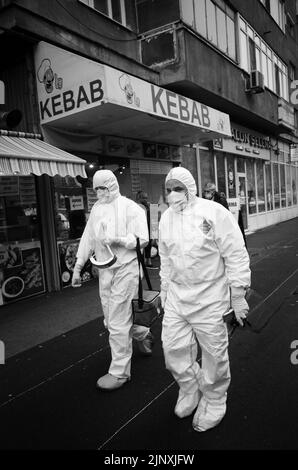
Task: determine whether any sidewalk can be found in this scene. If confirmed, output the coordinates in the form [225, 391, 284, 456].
[0, 216, 297, 359]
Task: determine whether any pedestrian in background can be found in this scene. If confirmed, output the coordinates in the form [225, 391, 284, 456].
[202, 182, 229, 209]
[72, 170, 154, 391]
[159, 167, 251, 432]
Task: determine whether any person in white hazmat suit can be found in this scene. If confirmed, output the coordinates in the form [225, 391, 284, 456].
[72, 170, 153, 391]
[158, 167, 251, 432]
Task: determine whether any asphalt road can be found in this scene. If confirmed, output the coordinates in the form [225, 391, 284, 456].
[0, 218, 298, 452]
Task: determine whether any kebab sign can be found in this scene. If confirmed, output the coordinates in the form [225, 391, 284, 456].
[35, 42, 106, 124]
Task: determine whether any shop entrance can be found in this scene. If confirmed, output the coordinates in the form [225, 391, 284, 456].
[236, 173, 248, 230]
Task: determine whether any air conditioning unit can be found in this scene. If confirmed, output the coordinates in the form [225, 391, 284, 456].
[245, 70, 265, 94]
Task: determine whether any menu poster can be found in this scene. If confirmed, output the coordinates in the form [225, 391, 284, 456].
[131, 174, 141, 193]
[0, 244, 23, 269]
[70, 195, 84, 211]
[0, 176, 19, 197]
[105, 136, 125, 156]
[19, 177, 36, 205]
[0, 241, 45, 304]
[227, 198, 240, 221]
[86, 188, 98, 212]
[143, 143, 156, 159]
[57, 240, 93, 287]
[157, 144, 170, 160]
[170, 146, 182, 161]
[126, 139, 143, 158]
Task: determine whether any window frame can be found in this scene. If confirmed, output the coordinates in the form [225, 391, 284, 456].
[259, 0, 285, 32]
[180, 0, 237, 62]
[79, 0, 131, 29]
[238, 15, 289, 100]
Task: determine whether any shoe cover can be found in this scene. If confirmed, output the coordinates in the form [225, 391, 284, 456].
[96, 373, 129, 391]
[192, 396, 226, 432]
[174, 389, 201, 418]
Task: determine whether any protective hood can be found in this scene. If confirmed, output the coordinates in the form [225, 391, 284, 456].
[92, 169, 120, 203]
[165, 167, 197, 202]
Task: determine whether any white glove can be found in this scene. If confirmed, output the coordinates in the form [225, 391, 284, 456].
[102, 237, 117, 247]
[72, 264, 82, 288]
[160, 290, 167, 309]
[231, 287, 249, 327]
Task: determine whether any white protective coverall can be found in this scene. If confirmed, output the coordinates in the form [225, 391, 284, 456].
[74, 170, 149, 380]
[159, 167, 251, 431]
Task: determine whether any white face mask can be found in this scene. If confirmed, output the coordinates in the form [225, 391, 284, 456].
[167, 191, 187, 212]
[96, 188, 109, 203]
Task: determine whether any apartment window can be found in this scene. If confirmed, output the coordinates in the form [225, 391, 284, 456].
[286, 13, 295, 38]
[249, 37, 256, 71]
[80, 0, 136, 29]
[289, 62, 296, 82]
[181, 0, 236, 61]
[239, 16, 289, 100]
[206, 0, 217, 45]
[275, 63, 281, 96]
[259, 0, 285, 31]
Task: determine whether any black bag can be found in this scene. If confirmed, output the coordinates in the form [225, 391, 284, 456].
[132, 238, 161, 328]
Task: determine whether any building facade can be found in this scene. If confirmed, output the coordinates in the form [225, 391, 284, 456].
[0, 0, 297, 305]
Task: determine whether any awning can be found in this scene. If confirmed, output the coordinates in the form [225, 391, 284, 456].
[0, 131, 87, 178]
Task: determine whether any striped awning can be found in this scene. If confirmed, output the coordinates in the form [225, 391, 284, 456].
[0, 131, 87, 178]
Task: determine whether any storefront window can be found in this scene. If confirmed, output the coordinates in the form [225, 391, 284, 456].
[286, 165, 292, 206]
[293, 167, 298, 205]
[246, 159, 257, 214]
[280, 164, 286, 207]
[54, 175, 88, 241]
[0, 176, 45, 305]
[273, 163, 280, 209]
[216, 153, 226, 195]
[53, 175, 95, 288]
[200, 149, 215, 190]
[256, 160, 265, 213]
[265, 163, 273, 211]
[227, 154, 236, 198]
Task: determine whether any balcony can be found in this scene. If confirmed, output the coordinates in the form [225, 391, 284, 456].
[139, 22, 280, 134]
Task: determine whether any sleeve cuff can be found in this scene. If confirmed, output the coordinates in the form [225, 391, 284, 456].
[231, 286, 245, 298]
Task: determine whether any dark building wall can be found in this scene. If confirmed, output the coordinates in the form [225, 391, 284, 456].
[10, 0, 138, 58]
[0, 46, 40, 133]
[0, 0, 160, 84]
